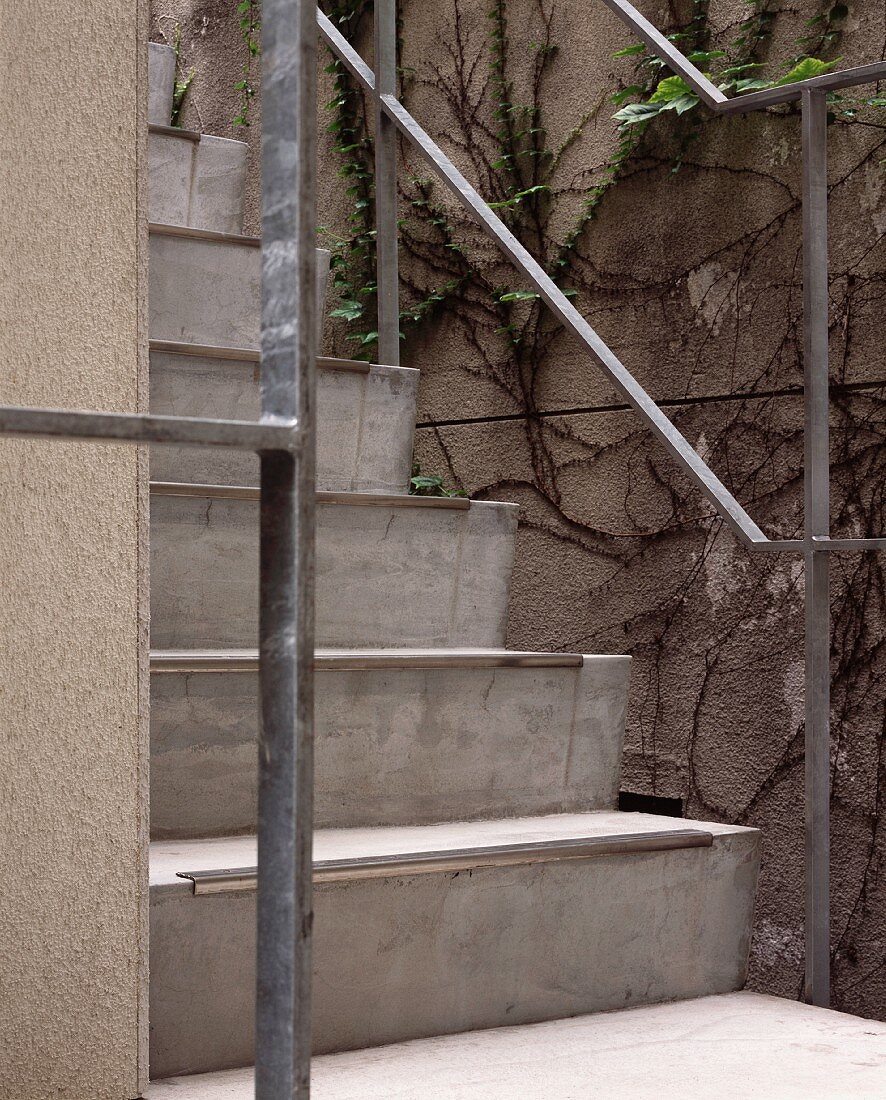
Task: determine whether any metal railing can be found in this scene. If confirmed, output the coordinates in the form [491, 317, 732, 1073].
[0, 0, 882, 1095]
[318, 0, 886, 1025]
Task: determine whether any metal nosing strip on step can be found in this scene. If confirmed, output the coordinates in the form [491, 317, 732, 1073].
[175, 831, 714, 894]
[150, 481, 471, 509]
[150, 649, 584, 672]
[148, 222, 261, 247]
[148, 123, 201, 142]
[148, 339, 373, 374]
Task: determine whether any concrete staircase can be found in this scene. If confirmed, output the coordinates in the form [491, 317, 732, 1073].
[146, 40, 766, 1091]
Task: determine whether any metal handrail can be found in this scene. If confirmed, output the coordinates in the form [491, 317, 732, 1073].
[318, 2, 886, 1015]
[599, 0, 886, 112]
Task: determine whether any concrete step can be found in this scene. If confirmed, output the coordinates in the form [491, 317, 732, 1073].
[150, 649, 630, 838]
[148, 812, 760, 1078]
[149, 224, 330, 349]
[148, 42, 175, 126]
[149, 126, 248, 235]
[150, 486, 518, 649]
[145, 991, 886, 1099]
[149, 342, 418, 493]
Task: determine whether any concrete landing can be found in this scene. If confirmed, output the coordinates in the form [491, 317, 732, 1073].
[145, 992, 886, 1098]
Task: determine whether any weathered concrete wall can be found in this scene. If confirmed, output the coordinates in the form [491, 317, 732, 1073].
[152, 0, 886, 1019]
[0, 4, 148, 1098]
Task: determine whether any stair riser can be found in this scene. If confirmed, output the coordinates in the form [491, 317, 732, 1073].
[149, 831, 759, 1077]
[150, 496, 517, 649]
[149, 235, 329, 348]
[148, 43, 175, 126]
[151, 658, 629, 838]
[150, 354, 418, 493]
[150, 133, 248, 236]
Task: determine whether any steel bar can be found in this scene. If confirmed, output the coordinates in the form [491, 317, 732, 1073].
[717, 60, 886, 115]
[317, 9, 376, 90]
[149, 649, 586, 673]
[812, 536, 886, 551]
[597, 0, 726, 108]
[175, 829, 714, 894]
[801, 89, 831, 1009]
[256, 0, 317, 1096]
[374, 0, 400, 365]
[0, 405, 297, 451]
[748, 538, 805, 554]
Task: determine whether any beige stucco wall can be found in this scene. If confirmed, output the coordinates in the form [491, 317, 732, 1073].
[0, 4, 148, 1098]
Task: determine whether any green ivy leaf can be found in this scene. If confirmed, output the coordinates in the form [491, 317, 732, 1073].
[612, 43, 646, 58]
[728, 77, 772, 92]
[774, 57, 841, 86]
[686, 49, 726, 64]
[721, 63, 765, 75]
[612, 84, 644, 105]
[330, 300, 364, 322]
[612, 101, 663, 125]
[668, 94, 701, 115]
[649, 75, 699, 104]
[498, 290, 540, 302]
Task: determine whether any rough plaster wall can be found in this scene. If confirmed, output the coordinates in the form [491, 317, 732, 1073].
[151, 0, 886, 1020]
[0, 4, 148, 1098]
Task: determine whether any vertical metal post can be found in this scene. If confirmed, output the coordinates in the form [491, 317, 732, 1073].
[374, 0, 400, 364]
[801, 88, 830, 1008]
[256, 0, 317, 1095]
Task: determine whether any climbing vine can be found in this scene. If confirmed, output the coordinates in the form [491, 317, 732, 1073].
[167, 23, 194, 128]
[234, 0, 261, 127]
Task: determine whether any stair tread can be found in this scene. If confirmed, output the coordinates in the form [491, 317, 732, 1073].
[150, 482, 488, 510]
[148, 122, 202, 141]
[149, 221, 260, 246]
[149, 337, 418, 376]
[150, 810, 752, 888]
[150, 646, 605, 669]
[149, 122, 246, 149]
[144, 991, 886, 1098]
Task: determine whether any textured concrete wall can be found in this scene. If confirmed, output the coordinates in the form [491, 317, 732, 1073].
[153, 0, 886, 1020]
[0, 4, 148, 1098]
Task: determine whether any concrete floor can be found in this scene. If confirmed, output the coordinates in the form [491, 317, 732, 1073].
[145, 991, 886, 1098]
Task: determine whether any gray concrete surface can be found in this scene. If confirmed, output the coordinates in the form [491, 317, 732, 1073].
[148, 42, 174, 127]
[150, 494, 518, 649]
[149, 351, 418, 492]
[149, 131, 248, 234]
[150, 653, 630, 837]
[149, 232, 329, 349]
[148, 812, 759, 1077]
[145, 991, 886, 1099]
